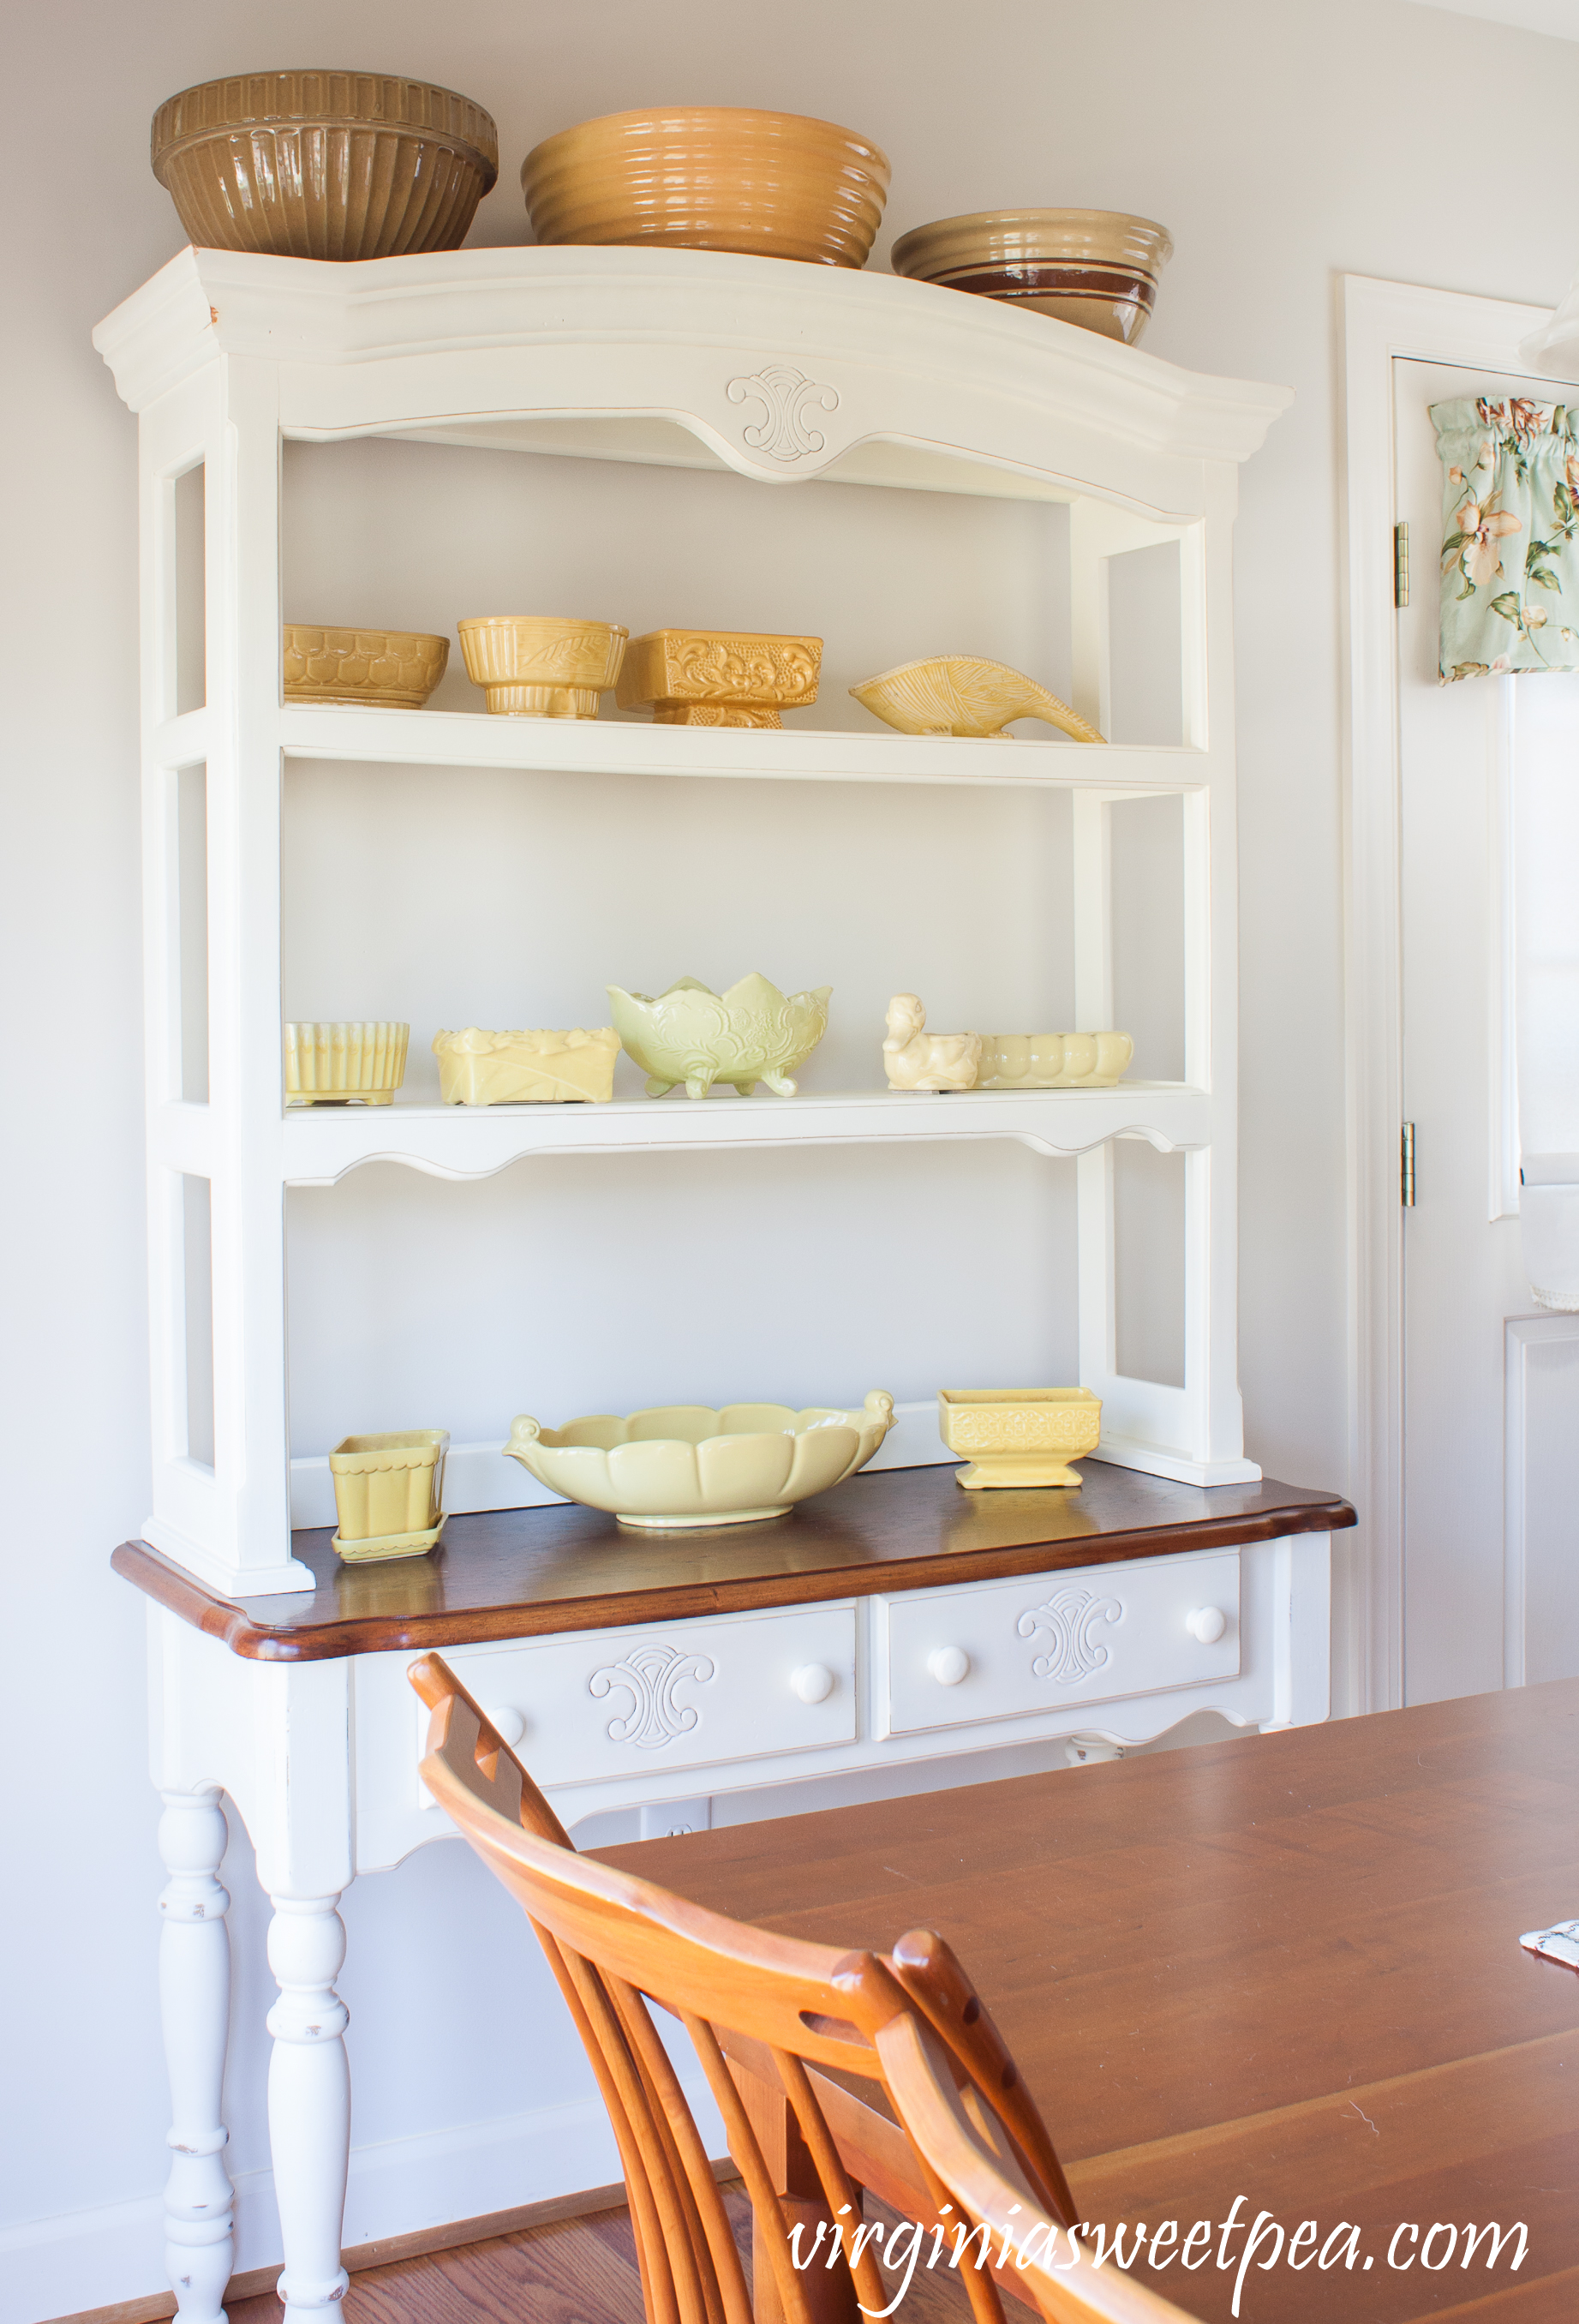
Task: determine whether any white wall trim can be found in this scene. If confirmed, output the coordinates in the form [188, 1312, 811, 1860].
[0, 2077, 724, 2324]
[1503, 1310, 1579, 1687]
[1340, 273, 1563, 1714]
[1488, 680, 1522, 1222]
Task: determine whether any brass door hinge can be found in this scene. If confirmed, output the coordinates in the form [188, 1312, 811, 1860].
[1401, 1120, 1416, 1207]
[1394, 522, 1410, 609]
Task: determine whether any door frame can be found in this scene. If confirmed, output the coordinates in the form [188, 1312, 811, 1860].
[1340, 275, 1563, 1713]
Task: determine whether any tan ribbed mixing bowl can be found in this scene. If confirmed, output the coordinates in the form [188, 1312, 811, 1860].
[520, 106, 890, 267]
[891, 208, 1173, 344]
[151, 71, 498, 260]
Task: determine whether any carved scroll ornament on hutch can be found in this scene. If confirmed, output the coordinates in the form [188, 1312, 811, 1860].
[1017, 1588, 1125, 1686]
[589, 1643, 718, 1749]
[725, 364, 840, 462]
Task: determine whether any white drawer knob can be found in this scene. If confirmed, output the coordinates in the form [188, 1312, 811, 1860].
[791, 1663, 835, 1704]
[1186, 1607, 1228, 1645]
[483, 1704, 526, 1746]
[928, 1646, 971, 1686]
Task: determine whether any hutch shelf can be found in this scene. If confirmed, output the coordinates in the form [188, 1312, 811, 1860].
[96, 243, 1327, 2324]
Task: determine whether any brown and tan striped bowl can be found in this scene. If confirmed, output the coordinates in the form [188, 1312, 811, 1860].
[890, 208, 1173, 344]
[521, 107, 889, 267]
[152, 71, 498, 261]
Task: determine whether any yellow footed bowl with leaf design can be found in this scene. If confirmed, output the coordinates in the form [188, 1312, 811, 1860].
[607, 973, 829, 1098]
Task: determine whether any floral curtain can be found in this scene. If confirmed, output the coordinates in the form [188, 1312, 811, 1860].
[1432, 396, 1579, 680]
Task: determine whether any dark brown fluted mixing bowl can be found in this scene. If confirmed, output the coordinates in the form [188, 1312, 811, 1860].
[152, 70, 498, 260]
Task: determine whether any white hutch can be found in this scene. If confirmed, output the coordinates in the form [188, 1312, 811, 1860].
[96, 244, 1342, 2324]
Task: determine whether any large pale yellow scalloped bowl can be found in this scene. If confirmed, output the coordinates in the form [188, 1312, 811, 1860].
[504, 1394, 895, 1527]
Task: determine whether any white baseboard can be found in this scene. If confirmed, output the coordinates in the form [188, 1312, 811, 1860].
[289, 1398, 954, 1528]
[5, 2078, 724, 2324]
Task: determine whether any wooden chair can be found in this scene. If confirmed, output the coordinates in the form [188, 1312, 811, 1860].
[875, 2010, 1201, 2324]
[409, 1650, 1191, 2324]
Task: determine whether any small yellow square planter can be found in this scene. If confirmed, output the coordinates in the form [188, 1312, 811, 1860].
[327, 1430, 449, 1561]
[937, 1388, 1102, 1488]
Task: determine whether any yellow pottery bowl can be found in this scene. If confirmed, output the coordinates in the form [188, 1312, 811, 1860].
[458, 616, 628, 718]
[283, 626, 448, 710]
[505, 1395, 895, 1527]
[521, 107, 890, 268]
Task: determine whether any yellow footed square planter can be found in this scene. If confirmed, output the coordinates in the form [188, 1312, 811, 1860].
[327, 1429, 448, 1560]
[937, 1388, 1101, 1488]
[614, 628, 822, 727]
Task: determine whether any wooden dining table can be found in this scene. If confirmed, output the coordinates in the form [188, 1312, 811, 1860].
[603, 1680, 1579, 2323]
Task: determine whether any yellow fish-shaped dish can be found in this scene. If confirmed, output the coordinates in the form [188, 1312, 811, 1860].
[850, 656, 1104, 742]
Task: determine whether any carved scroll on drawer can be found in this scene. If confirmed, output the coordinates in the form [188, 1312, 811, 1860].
[417, 1603, 858, 1796]
[876, 1552, 1241, 1738]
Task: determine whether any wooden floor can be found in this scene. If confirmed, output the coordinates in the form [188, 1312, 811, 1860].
[229, 2191, 973, 2324]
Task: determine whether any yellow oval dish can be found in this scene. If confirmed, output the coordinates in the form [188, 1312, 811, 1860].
[505, 1395, 895, 1527]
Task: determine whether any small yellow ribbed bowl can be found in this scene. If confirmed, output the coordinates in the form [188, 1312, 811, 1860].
[458, 616, 628, 718]
[284, 1021, 409, 1105]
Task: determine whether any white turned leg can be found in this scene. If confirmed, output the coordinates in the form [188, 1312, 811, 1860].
[158, 1790, 236, 2323]
[266, 1896, 351, 2318]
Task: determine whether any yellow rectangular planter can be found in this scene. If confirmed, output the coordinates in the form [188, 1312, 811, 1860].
[937, 1388, 1102, 1488]
[615, 629, 822, 727]
[432, 1027, 618, 1104]
[327, 1429, 448, 1560]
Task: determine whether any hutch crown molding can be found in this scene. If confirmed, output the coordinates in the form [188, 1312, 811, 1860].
[97, 243, 1329, 2324]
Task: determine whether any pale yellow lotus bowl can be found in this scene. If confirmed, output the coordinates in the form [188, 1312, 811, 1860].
[504, 1393, 895, 1528]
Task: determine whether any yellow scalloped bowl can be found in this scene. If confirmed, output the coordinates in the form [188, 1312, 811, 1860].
[504, 1394, 895, 1527]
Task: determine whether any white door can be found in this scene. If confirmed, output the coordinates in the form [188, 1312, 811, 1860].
[1394, 357, 1579, 1703]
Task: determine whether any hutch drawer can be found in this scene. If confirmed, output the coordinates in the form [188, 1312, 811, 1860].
[391, 1601, 858, 1807]
[874, 1549, 1241, 1738]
